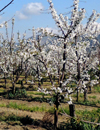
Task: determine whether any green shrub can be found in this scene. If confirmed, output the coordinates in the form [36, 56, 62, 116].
[8, 88, 27, 99]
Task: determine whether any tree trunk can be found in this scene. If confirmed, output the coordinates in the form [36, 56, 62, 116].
[54, 94, 59, 130]
[76, 87, 79, 102]
[69, 104, 75, 117]
[41, 78, 43, 85]
[25, 74, 27, 84]
[54, 108, 58, 130]
[21, 80, 23, 88]
[54, 76, 55, 81]
[75, 36, 80, 102]
[98, 49, 100, 83]
[89, 86, 91, 93]
[84, 88, 87, 101]
[4, 73, 7, 88]
[99, 73, 100, 84]
[12, 67, 15, 94]
[25, 64, 28, 84]
[69, 104, 75, 128]
[37, 65, 41, 88]
[12, 82, 15, 94]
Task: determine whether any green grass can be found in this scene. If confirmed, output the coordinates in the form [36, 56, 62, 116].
[76, 108, 100, 122]
[0, 102, 71, 115]
[6, 102, 47, 112]
[27, 91, 50, 96]
[58, 107, 70, 115]
[75, 100, 97, 106]
[0, 88, 5, 93]
[0, 103, 6, 107]
[0, 113, 34, 125]
[94, 84, 100, 93]
[0, 102, 48, 112]
[88, 95, 96, 99]
[72, 93, 83, 98]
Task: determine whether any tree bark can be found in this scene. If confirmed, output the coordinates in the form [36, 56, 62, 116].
[69, 104, 75, 117]
[76, 86, 79, 102]
[4, 73, 7, 88]
[12, 67, 15, 94]
[69, 104, 75, 128]
[84, 88, 87, 101]
[12, 82, 15, 94]
[54, 94, 59, 130]
[75, 36, 80, 102]
[89, 85, 91, 93]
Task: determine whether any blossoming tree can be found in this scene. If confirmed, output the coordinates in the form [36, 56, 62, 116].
[33, 0, 100, 129]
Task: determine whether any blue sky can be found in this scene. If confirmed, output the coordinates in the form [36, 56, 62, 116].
[0, 0, 100, 40]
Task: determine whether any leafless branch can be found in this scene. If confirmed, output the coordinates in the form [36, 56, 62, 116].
[0, 0, 14, 13]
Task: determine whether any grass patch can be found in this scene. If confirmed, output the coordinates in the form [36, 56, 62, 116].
[0, 88, 5, 93]
[79, 93, 84, 98]
[0, 102, 47, 112]
[27, 91, 50, 96]
[0, 101, 69, 114]
[58, 107, 69, 115]
[0, 103, 6, 107]
[94, 84, 100, 93]
[75, 100, 97, 106]
[0, 113, 34, 125]
[72, 93, 83, 98]
[88, 95, 96, 99]
[76, 108, 100, 123]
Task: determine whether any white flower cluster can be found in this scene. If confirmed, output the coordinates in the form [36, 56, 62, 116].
[38, 87, 51, 95]
[90, 80, 99, 87]
[51, 87, 62, 94]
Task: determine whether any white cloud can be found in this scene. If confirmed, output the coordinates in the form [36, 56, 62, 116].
[16, 3, 44, 20]
[16, 11, 28, 20]
[23, 3, 44, 15]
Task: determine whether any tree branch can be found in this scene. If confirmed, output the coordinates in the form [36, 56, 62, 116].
[0, 0, 14, 13]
